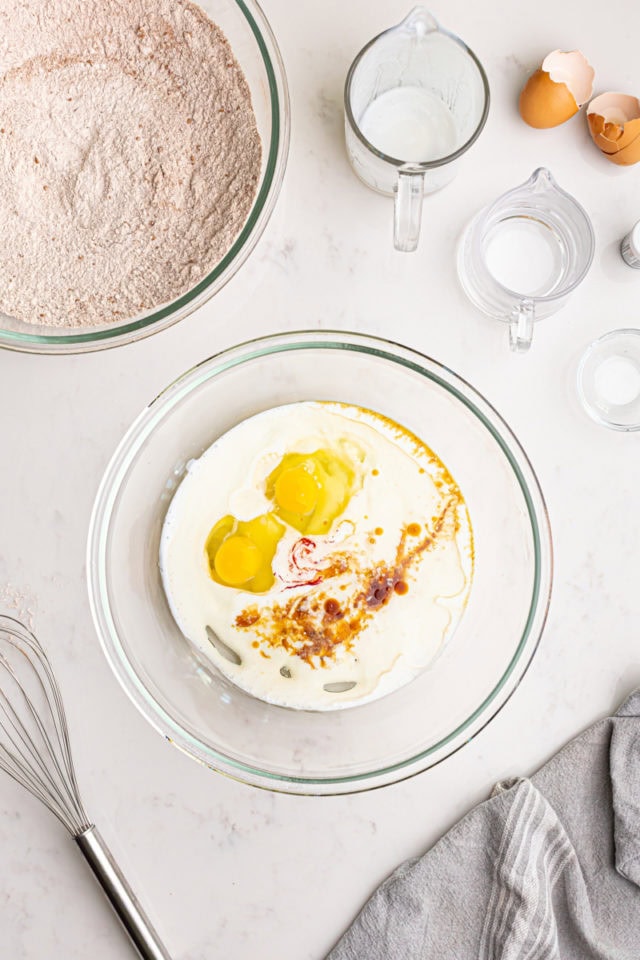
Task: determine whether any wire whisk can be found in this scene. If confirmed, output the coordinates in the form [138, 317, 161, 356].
[0, 615, 171, 960]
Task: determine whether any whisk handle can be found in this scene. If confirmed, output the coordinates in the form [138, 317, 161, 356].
[76, 825, 171, 960]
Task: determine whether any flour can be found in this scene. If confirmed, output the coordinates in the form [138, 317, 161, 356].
[0, 0, 261, 327]
[0, 584, 37, 630]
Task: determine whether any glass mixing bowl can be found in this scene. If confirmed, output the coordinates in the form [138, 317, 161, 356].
[0, 0, 289, 355]
[87, 332, 553, 794]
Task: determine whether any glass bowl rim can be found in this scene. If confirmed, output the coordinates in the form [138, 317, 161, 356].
[0, 0, 290, 355]
[87, 330, 553, 794]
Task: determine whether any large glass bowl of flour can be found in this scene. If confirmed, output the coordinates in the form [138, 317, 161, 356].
[0, 0, 289, 354]
[87, 331, 553, 795]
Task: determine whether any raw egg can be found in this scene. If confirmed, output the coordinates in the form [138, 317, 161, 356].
[519, 50, 594, 128]
[587, 93, 640, 165]
[205, 513, 285, 592]
[266, 448, 360, 535]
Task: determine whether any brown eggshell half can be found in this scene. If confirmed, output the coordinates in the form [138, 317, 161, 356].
[519, 50, 593, 129]
[519, 69, 579, 128]
[587, 93, 640, 162]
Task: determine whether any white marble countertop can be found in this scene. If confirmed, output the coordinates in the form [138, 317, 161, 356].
[1, 1, 640, 957]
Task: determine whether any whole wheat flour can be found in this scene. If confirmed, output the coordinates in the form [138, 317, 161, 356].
[0, 0, 261, 327]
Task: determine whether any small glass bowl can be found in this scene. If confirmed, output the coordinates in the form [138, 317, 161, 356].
[577, 329, 640, 431]
[0, 0, 289, 354]
[87, 331, 553, 794]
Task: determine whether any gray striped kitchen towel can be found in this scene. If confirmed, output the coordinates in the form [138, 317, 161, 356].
[327, 689, 640, 959]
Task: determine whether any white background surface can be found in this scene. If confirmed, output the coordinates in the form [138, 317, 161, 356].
[1, 1, 640, 957]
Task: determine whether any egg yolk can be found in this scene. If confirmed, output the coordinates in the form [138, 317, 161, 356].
[274, 465, 320, 515]
[214, 536, 262, 586]
[206, 513, 285, 592]
[266, 447, 359, 535]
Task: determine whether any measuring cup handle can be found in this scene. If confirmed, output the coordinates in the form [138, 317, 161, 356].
[509, 300, 535, 353]
[394, 170, 424, 252]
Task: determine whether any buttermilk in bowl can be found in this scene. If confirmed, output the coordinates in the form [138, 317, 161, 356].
[159, 402, 473, 710]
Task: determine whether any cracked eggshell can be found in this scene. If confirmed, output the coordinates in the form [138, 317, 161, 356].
[519, 50, 594, 128]
[587, 93, 640, 165]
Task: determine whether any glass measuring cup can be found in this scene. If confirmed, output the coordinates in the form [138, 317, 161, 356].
[457, 168, 595, 352]
[344, 6, 489, 253]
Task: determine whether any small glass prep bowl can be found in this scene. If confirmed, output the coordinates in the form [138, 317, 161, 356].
[577, 329, 640, 431]
[0, 0, 289, 355]
[87, 331, 553, 794]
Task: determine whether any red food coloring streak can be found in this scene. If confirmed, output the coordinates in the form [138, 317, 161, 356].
[282, 537, 322, 589]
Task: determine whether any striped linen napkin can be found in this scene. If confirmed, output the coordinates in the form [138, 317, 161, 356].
[327, 690, 640, 959]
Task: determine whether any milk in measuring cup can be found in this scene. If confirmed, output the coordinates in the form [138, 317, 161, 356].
[359, 86, 457, 162]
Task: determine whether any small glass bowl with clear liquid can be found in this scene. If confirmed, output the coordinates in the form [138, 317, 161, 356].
[578, 329, 640, 431]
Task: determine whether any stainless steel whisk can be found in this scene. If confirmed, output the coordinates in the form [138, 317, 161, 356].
[0, 615, 171, 960]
